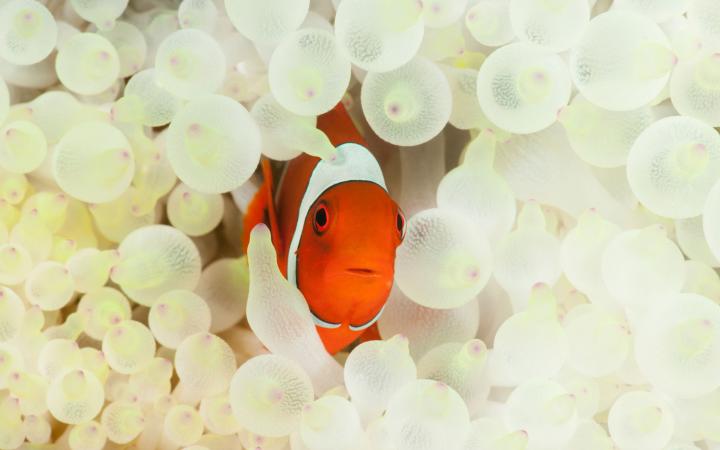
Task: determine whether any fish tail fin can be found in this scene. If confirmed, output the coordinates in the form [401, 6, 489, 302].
[241, 158, 281, 254]
[316, 100, 367, 147]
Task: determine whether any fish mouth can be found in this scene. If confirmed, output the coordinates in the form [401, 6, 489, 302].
[345, 267, 381, 277]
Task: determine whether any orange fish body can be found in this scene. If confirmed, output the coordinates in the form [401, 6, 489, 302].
[242, 103, 405, 354]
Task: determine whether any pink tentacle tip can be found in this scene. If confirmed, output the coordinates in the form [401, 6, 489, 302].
[269, 388, 284, 402]
[467, 266, 480, 280]
[188, 123, 201, 135]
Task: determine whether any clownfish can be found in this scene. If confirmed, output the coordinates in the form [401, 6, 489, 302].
[238, 102, 405, 354]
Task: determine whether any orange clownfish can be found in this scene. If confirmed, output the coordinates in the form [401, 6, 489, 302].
[239, 102, 406, 354]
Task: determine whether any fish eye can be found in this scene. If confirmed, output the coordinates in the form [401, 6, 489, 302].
[396, 209, 406, 239]
[313, 203, 330, 234]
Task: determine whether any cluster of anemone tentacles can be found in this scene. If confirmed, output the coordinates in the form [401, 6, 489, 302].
[0, 0, 719, 449]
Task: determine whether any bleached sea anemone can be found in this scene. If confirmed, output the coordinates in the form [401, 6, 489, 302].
[0, 1, 718, 449]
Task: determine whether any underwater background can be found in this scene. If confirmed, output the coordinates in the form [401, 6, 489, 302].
[0, 0, 719, 449]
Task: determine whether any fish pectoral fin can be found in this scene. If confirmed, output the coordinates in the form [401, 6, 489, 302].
[240, 158, 283, 254]
[261, 158, 283, 252]
[357, 323, 381, 344]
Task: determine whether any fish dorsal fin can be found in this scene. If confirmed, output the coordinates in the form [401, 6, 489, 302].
[316, 101, 367, 147]
[240, 159, 282, 255]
